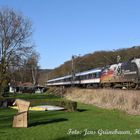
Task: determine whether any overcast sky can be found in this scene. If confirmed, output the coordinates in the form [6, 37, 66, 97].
[0, 0, 140, 69]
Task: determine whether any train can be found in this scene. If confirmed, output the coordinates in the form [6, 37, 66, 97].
[46, 58, 140, 89]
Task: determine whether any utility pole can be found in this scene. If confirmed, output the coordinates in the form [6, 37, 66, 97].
[71, 55, 75, 86]
[71, 54, 81, 86]
[117, 55, 121, 63]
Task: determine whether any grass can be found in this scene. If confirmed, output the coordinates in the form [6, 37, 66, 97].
[1, 92, 140, 140]
[7, 93, 61, 100]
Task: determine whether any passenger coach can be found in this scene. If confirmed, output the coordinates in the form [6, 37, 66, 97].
[46, 68, 102, 87]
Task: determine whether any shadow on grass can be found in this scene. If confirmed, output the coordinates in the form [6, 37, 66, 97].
[77, 109, 87, 112]
[53, 134, 85, 140]
[0, 131, 6, 133]
[29, 118, 68, 127]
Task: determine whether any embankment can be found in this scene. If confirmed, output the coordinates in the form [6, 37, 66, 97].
[64, 88, 140, 115]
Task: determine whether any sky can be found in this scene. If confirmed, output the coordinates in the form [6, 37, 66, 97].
[0, 0, 140, 69]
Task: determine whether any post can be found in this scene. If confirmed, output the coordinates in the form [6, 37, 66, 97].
[117, 55, 121, 63]
[12, 99, 30, 128]
[71, 55, 75, 87]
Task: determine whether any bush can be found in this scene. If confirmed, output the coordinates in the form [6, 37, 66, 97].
[60, 101, 77, 112]
[0, 98, 15, 108]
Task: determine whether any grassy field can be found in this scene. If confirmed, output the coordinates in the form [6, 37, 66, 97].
[1, 93, 140, 140]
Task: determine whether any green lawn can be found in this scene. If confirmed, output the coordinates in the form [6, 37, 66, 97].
[1, 94, 140, 140]
[7, 93, 61, 100]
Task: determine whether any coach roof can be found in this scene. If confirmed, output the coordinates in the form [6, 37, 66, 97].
[76, 68, 102, 76]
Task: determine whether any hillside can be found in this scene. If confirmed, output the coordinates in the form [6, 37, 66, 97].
[48, 46, 140, 79]
[38, 69, 52, 85]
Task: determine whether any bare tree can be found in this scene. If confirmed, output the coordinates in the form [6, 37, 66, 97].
[26, 51, 40, 85]
[0, 7, 34, 96]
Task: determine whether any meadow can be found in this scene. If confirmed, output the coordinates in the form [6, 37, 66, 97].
[0, 92, 140, 140]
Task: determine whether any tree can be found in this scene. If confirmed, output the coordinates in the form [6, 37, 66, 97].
[26, 51, 40, 85]
[0, 7, 34, 96]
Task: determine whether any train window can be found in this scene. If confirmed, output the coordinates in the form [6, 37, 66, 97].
[92, 73, 96, 78]
[92, 73, 95, 78]
[88, 74, 92, 79]
[77, 76, 80, 80]
[96, 73, 99, 78]
[98, 72, 101, 77]
[81, 75, 84, 80]
[83, 76, 85, 80]
[95, 73, 97, 78]
[84, 75, 86, 80]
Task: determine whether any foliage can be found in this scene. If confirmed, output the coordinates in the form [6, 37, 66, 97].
[60, 100, 77, 112]
[0, 7, 34, 96]
[37, 69, 52, 85]
[25, 51, 40, 85]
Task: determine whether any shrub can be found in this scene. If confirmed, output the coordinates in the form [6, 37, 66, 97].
[0, 98, 15, 108]
[60, 101, 77, 112]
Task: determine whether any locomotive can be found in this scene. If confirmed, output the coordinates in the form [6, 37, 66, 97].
[100, 58, 140, 88]
[46, 58, 140, 89]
